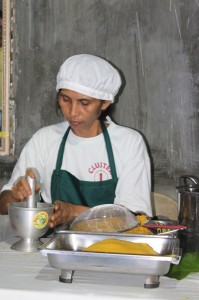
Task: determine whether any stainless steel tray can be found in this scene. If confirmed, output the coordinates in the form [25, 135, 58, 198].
[39, 231, 181, 288]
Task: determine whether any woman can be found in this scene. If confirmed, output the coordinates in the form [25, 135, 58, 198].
[0, 54, 152, 227]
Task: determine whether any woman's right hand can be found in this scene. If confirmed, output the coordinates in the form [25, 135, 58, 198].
[11, 168, 41, 201]
[0, 168, 41, 214]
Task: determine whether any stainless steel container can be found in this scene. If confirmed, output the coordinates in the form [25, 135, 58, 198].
[177, 175, 199, 232]
[176, 175, 199, 253]
[39, 231, 181, 288]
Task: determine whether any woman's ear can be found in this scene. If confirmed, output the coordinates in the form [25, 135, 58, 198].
[101, 100, 112, 111]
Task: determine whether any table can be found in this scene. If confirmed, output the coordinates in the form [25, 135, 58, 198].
[0, 215, 199, 300]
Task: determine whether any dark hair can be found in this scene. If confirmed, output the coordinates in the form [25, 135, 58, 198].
[0, 10, 2, 19]
[55, 92, 61, 116]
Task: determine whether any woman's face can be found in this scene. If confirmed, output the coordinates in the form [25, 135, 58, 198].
[58, 89, 111, 137]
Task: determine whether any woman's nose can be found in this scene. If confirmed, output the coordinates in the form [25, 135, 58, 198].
[70, 102, 79, 117]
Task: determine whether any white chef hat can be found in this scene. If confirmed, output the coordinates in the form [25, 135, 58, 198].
[56, 54, 122, 103]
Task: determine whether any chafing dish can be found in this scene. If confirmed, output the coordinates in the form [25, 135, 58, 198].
[39, 231, 181, 288]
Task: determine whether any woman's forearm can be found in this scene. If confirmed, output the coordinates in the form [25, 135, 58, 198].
[0, 190, 17, 214]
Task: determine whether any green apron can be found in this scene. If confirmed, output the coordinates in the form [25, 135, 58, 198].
[51, 121, 118, 207]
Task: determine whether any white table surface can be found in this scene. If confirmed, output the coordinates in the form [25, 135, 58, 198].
[0, 215, 199, 300]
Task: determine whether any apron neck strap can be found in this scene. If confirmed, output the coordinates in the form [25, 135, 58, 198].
[56, 126, 70, 169]
[55, 121, 117, 180]
[100, 120, 117, 180]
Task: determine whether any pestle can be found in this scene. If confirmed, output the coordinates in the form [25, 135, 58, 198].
[26, 175, 37, 208]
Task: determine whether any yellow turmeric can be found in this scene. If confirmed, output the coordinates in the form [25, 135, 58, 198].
[123, 226, 153, 235]
[82, 238, 158, 255]
[123, 215, 153, 235]
[136, 214, 151, 225]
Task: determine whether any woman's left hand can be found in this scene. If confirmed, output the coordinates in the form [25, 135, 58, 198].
[49, 200, 89, 228]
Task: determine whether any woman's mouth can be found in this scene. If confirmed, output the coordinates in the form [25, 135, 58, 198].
[70, 120, 80, 126]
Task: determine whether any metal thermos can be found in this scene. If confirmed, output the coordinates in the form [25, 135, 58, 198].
[176, 175, 199, 253]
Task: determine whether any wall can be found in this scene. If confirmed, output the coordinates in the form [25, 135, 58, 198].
[1, 0, 199, 200]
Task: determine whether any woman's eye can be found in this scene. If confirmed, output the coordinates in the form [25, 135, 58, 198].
[60, 95, 69, 102]
[81, 100, 90, 106]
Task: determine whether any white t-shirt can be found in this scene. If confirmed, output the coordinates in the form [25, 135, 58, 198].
[1, 118, 152, 216]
